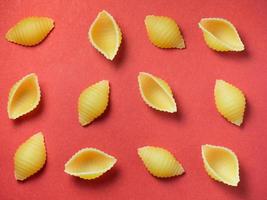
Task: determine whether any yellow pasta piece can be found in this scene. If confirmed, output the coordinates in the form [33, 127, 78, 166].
[214, 80, 246, 126]
[138, 72, 177, 112]
[14, 132, 46, 181]
[6, 17, 54, 46]
[8, 73, 41, 119]
[138, 146, 184, 178]
[145, 15, 185, 49]
[64, 148, 117, 180]
[198, 18, 244, 51]
[88, 10, 122, 60]
[201, 144, 240, 186]
[78, 80, 109, 126]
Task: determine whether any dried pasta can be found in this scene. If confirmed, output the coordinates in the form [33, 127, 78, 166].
[88, 10, 122, 60]
[201, 144, 240, 186]
[6, 17, 54, 46]
[145, 15, 185, 49]
[8, 73, 41, 119]
[64, 148, 117, 180]
[214, 80, 246, 126]
[14, 132, 46, 181]
[138, 146, 184, 178]
[138, 72, 177, 112]
[198, 18, 244, 51]
[78, 80, 109, 126]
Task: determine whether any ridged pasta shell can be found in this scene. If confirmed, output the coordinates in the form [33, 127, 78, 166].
[138, 146, 184, 178]
[6, 17, 54, 46]
[78, 80, 109, 126]
[14, 132, 46, 181]
[88, 10, 122, 60]
[214, 80, 246, 126]
[64, 148, 117, 180]
[8, 73, 41, 119]
[198, 18, 244, 51]
[201, 144, 240, 186]
[145, 15, 185, 49]
[138, 72, 177, 112]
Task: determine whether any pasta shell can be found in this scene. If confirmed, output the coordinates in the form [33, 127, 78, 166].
[201, 144, 240, 186]
[8, 73, 41, 119]
[64, 148, 117, 180]
[14, 132, 46, 181]
[138, 72, 177, 112]
[214, 80, 246, 126]
[145, 15, 185, 49]
[6, 17, 54, 46]
[78, 80, 109, 126]
[88, 10, 122, 60]
[138, 146, 184, 178]
[198, 18, 244, 51]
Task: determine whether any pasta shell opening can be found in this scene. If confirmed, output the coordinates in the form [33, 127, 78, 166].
[8, 73, 41, 119]
[214, 80, 246, 126]
[198, 18, 244, 51]
[138, 146, 184, 178]
[201, 144, 240, 186]
[64, 148, 117, 180]
[138, 72, 177, 112]
[6, 17, 54, 46]
[14, 132, 46, 181]
[78, 80, 110, 126]
[88, 10, 122, 60]
[145, 15, 185, 49]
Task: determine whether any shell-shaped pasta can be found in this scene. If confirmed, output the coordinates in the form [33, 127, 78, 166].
[214, 80, 246, 126]
[88, 10, 122, 60]
[14, 132, 46, 181]
[78, 80, 109, 126]
[138, 72, 177, 112]
[8, 73, 41, 119]
[145, 15, 185, 49]
[201, 144, 240, 186]
[198, 18, 244, 51]
[64, 148, 117, 180]
[6, 17, 54, 46]
[138, 146, 184, 178]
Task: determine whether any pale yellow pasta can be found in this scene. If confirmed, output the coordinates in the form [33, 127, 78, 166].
[198, 18, 244, 51]
[138, 72, 177, 112]
[201, 144, 240, 186]
[14, 132, 46, 181]
[78, 80, 109, 126]
[214, 80, 246, 126]
[6, 17, 54, 46]
[64, 148, 117, 180]
[145, 15, 185, 49]
[138, 146, 184, 178]
[88, 10, 122, 60]
[8, 73, 41, 119]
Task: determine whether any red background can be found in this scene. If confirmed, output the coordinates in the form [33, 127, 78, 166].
[0, 0, 267, 199]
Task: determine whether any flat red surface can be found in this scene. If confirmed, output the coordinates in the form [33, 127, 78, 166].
[0, 0, 267, 199]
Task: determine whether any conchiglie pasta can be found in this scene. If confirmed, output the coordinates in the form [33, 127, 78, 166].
[78, 80, 110, 126]
[64, 148, 117, 180]
[138, 146, 184, 178]
[6, 17, 54, 46]
[138, 72, 177, 112]
[145, 15, 185, 49]
[88, 10, 122, 60]
[201, 144, 240, 186]
[198, 18, 244, 51]
[14, 132, 46, 181]
[8, 73, 41, 119]
[214, 80, 246, 126]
